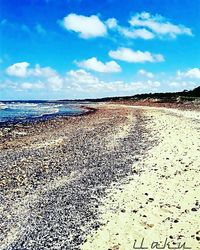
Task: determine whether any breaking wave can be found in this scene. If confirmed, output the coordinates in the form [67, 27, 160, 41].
[0, 101, 83, 123]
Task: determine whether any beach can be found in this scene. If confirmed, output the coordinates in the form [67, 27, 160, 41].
[0, 104, 199, 250]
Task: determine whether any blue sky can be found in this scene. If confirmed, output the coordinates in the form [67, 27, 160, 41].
[0, 0, 200, 100]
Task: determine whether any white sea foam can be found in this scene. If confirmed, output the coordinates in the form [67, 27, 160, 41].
[0, 102, 8, 109]
[0, 101, 79, 123]
[8, 103, 39, 109]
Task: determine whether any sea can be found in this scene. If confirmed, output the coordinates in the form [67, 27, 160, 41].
[0, 101, 86, 125]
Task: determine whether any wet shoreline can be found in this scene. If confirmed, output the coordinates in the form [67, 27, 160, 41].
[0, 105, 96, 128]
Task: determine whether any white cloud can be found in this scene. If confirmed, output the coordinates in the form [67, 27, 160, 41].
[66, 69, 161, 93]
[60, 12, 192, 41]
[4, 64, 162, 96]
[0, 79, 45, 92]
[6, 62, 57, 78]
[147, 80, 160, 88]
[119, 27, 155, 39]
[177, 68, 200, 79]
[129, 12, 192, 38]
[106, 18, 118, 29]
[138, 69, 154, 78]
[20, 81, 45, 90]
[62, 13, 107, 38]
[105, 12, 192, 40]
[168, 81, 197, 90]
[109, 47, 164, 63]
[47, 75, 64, 91]
[31, 64, 57, 77]
[5, 62, 160, 95]
[169, 81, 184, 87]
[5, 62, 63, 91]
[6, 62, 30, 77]
[77, 57, 121, 73]
[67, 69, 101, 87]
[106, 17, 155, 40]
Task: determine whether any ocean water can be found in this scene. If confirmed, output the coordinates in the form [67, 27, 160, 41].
[0, 101, 84, 124]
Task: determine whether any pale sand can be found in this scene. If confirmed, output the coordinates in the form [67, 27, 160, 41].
[81, 105, 200, 250]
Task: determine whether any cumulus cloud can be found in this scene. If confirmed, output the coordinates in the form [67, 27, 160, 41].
[77, 57, 121, 73]
[6, 62, 30, 77]
[67, 69, 101, 88]
[138, 69, 154, 78]
[66, 69, 160, 93]
[4, 63, 162, 95]
[5, 62, 63, 91]
[106, 17, 155, 40]
[109, 47, 164, 63]
[119, 27, 155, 39]
[0, 79, 45, 92]
[105, 12, 192, 40]
[47, 76, 64, 91]
[177, 68, 200, 79]
[106, 18, 118, 29]
[168, 81, 197, 90]
[31, 64, 57, 77]
[6, 62, 57, 78]
[129, 12, 192, 38]
[20, 81, 45, 90]
[60, 12, 192, 41]
[62, 13, 107, 38]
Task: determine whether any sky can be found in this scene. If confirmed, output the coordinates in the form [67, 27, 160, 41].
[0, 0, 200, 100]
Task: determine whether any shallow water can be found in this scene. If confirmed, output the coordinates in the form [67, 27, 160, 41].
[0, 101, 84, 123]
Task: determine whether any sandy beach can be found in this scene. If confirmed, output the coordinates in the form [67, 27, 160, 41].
[0, 104, 199, 250]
